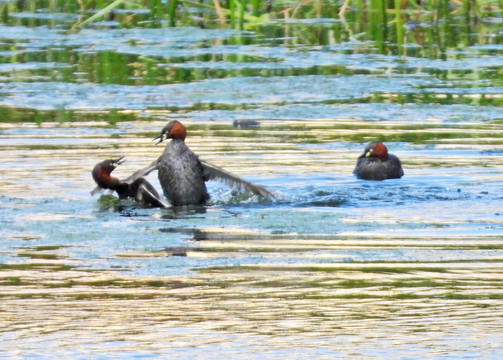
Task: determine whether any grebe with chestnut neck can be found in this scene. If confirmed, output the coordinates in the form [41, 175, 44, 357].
[135, 120, 273, 206]
[91, 157, 168, 208]
[353, 142, 404, 181]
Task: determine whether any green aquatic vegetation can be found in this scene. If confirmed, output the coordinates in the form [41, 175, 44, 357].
[0, 263, 73, 271]
[187, 124, 236, 131]
[0, 107, 137, 124]
[33, 245, 66, 251]
[145, 280, 170, 288]
[16, 252, 61, 260]
[335, 279, 456, 289]
[83, 279, 128, 287]
[1, 277, 23, 286]
[301, 293, 378, 300]
[176, 121, 503, 146]
[317, 130, 503, 145]
[141, 120, 499, 146]
[78, 278, 194, 289]
[8, 235, 43, 242]
[96, 195, 122, 210]
[70, 293, 154, 300]
[475, 245, 503, 250]
[110, 293, 156, 300]
[69, 0, 266, 30]
[336, 279, 379, 288]
[386, 279, 454, 288]
[213, 130, 259, 138]
[387, 292, 421, 300]
[44, 280, 76, 288]
[443, 293, 503, 301]
[202, 265, 450, 274]
[17, 293, 45, 299]
[3, 0, 499, 56]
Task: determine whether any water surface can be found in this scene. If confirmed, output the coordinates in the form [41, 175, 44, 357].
[1, 6, 503, 359]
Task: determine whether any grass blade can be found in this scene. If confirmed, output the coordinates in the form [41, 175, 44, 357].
[72, 0, 127, 29]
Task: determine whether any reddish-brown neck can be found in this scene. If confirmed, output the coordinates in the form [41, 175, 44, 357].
[94, 165, 119, 188]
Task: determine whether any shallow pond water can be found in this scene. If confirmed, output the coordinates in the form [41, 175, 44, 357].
[1, 5, 503, 359]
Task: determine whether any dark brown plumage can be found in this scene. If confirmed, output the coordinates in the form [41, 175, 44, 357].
[91, 157, 168, 208]
[353, 142, 404, 181]
[152, 121, 273, 206]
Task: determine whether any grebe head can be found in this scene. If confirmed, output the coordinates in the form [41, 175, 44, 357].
[153, 120, 187, 144]
[365, 142, 389, 160]
[92, 157, 125, 189]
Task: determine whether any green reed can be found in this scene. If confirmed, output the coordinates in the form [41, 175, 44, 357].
[2, 0, 502, 54]
[168, 0, 178, 26]
[369, 0, 387, 50]
[393, 0, 404, 54]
